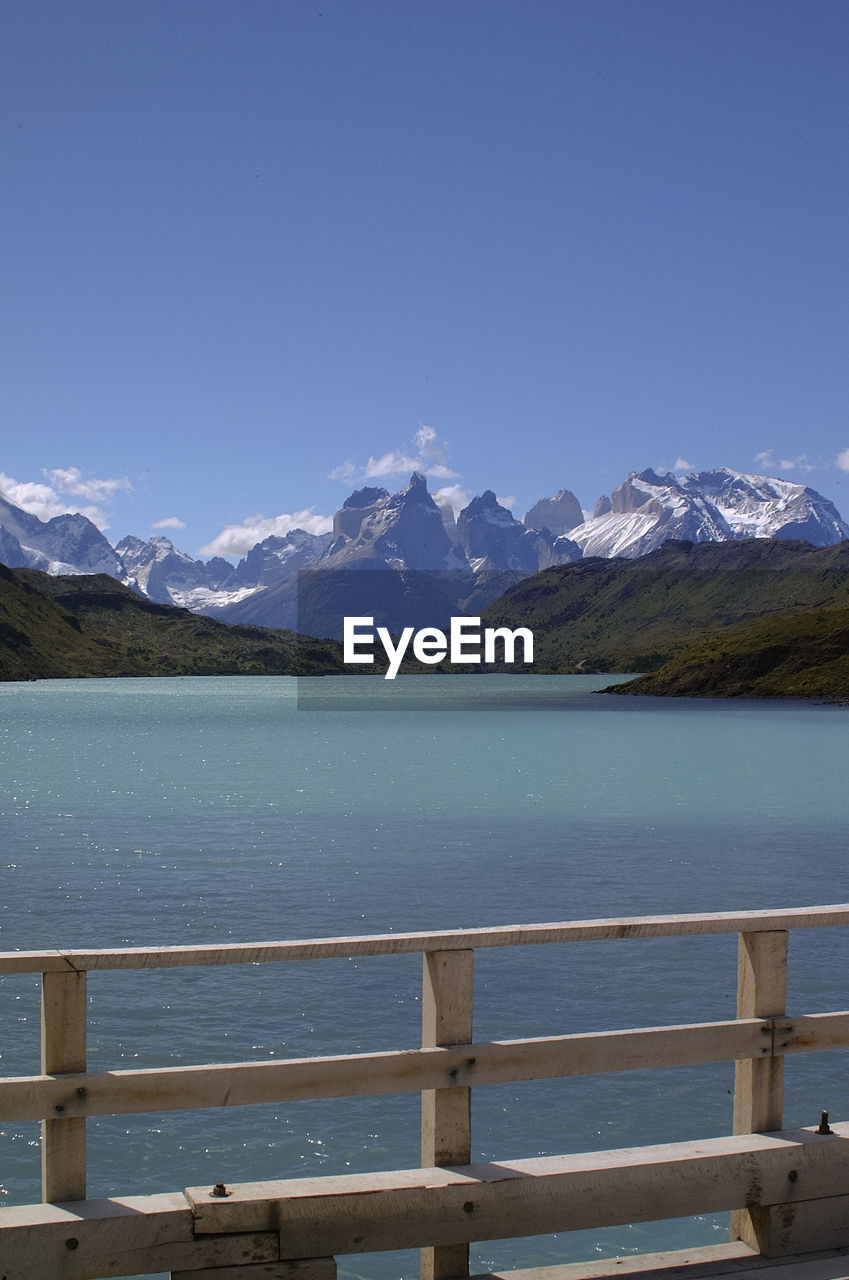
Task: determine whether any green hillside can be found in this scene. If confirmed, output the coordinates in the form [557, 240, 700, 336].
[481, 539, 849, 673]
[0, 565, 346, 680]
[606, 601, 849, 699]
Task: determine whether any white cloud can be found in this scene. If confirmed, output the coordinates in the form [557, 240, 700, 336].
[327, 460, 359, 483]
[363, 450, 426, 478]
[672, 457, 694, 472]
[153, 516, 187, 530]
[45, 466, 132, 502]
[0, 467, 130, 530]
[199, 508, 333, 558]
[496, 494, 516, 509]
[779, 454, 816, 472]
[755, 449, 816, 475]
[837, 448, 849, 472]
[432, 484, 471, 516]
[330, 426, 458, 486]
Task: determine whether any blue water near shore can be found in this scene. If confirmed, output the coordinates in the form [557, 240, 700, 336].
[2, 675, 849, 1278]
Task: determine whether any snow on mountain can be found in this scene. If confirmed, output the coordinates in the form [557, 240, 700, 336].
[571, 468, 849, 559]
[1, 466, 846, 629]
[0, 493, 122, 575]
[230, 528, 333, 588]
[321, 472, 465, 570]
[115, 534, 239, 609]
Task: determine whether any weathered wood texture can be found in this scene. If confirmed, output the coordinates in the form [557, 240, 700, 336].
[4, 907, 849, 1278]
[5, 1130, 849, 1278]
[421, 948, 475, 1280]
[171, 1261, 337, 1280]
[186, 1125, 849, 1250]
[732, 932, 789, 1249]
[0, 1192, 279, 1280]
[41, 968, 87, 1202]
[6, 1014, 849, 1124]
[469, 1243, 849, 1277]
[3, 904, 849, 974]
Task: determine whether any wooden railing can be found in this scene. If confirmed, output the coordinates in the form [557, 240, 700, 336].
[4, 905, 849, 1278]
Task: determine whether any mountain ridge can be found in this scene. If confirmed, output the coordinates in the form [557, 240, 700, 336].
[1, 466, 846, 634]
[0, 565, 346, 680]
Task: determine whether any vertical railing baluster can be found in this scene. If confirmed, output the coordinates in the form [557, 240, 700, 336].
[41, 968, 87, 1202]
[420, 948, 474, 1280]
[731, 929, 787, 1249]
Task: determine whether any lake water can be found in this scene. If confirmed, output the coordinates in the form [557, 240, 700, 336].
[2, 675, 849, 1278]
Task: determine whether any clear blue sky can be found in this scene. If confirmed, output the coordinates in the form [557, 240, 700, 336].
[3, 0, 849, 558]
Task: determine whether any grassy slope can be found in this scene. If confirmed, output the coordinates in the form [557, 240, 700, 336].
[481, 539, 849, 673]
[0, 566, 346, 679]
[606, 601, 849, 699]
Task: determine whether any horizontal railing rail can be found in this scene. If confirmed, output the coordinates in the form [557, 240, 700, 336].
[3, 902, 849, 972]
[5, 1012, 849, 1123]
[3, 904, 849, 1278]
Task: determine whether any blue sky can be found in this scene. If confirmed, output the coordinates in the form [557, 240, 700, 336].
[3, 0, 849, 559]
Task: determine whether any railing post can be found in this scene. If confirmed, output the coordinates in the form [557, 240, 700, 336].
[420, 948, 473, 1280]
[41, 968, 87, 1202]
[730, 929, 787, 1250]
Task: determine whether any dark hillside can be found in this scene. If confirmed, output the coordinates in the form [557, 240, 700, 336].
[0, 566, 346, 679]
[481, 539, 849, 672]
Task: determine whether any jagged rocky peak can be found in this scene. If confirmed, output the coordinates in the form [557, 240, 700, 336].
[610, 469, 675, 514]
[0, 491, 122, 575]
[456, 491, 543, 572]
[524, 489, 584, 535]
[232, 528, 332, 587]
[460, 490, 515, 527]
[594, 494, 612, 518]
[333, 487, 390, 540]
[322, 473, 457, 570]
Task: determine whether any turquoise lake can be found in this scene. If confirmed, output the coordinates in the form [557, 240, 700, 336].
[1, 675, 848, 1278]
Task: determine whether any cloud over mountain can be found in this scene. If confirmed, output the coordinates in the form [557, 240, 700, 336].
[329, 425, 458, 485]
[0, 467, 131, 529]
[199, 507, 333, 557]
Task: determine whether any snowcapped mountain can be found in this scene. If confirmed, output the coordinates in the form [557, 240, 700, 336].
[1, 466, 846, 632]
[321, 472, 467, 570]
[571, 468, 849, 559]
[0, 493, 122, 575]
[230, 528, 333, 587]
[114, 535, 250, 612]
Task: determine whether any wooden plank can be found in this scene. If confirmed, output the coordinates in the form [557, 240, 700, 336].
[0, 1193, 279, 1280]
[421, 949, 474, 1280]
[41, 968, 87, 1202]
[470, 1245, 849, 1277]
[172, 1263, 336, 1280]
[0, 1018, 780, 1122]
[467, 1242, 849, 1277]
[186, 1124, 849, 1250]
[734, 932, 788, 1132]
[747, 1195, 849, 1258]
[3, 905, 849, 973]
[732, 931, 788, 1249]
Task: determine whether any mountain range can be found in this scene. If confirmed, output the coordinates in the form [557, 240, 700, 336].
[0, 467, 846, 636]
